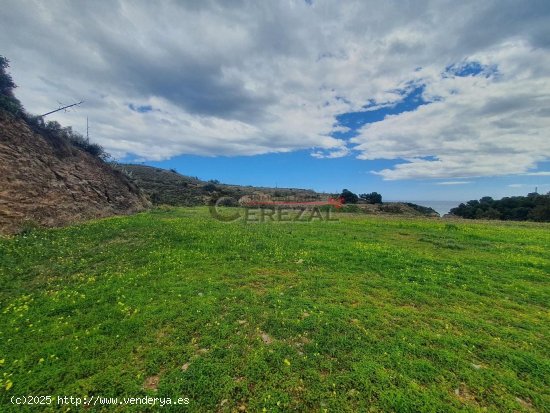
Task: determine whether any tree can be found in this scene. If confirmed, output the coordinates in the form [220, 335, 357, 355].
[450, 193, 550, 222]
[0, 56, 16, 96]
[340, 189, 359, 204]
[484, 207, 501, 219]
[360, 192, 382, 204]
[528, 204, 550, 222]
[0, 55, 22, 115]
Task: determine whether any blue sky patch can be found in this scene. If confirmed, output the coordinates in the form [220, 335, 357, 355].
[333, 84, 427, 139]
[128, 103, 153, 113]
[444, 61, 498, 78]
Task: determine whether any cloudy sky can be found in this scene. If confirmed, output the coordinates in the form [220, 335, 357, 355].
[2, 0, 550, 202]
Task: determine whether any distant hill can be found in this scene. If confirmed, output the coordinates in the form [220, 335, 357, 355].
[116, 164, 439, 217]
[115, 164, 323, 206]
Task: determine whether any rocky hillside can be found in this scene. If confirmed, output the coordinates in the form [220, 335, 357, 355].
[0, 110, 150, 234]
[355, 202, 439, 217]
[117, 164, 322, 206]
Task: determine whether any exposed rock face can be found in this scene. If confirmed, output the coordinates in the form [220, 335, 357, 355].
[0, 111, 150, 234]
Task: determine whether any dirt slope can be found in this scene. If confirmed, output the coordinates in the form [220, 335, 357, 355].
[0, 111, 150, 234]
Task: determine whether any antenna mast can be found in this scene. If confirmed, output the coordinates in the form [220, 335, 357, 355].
[40, 100, 84, 117]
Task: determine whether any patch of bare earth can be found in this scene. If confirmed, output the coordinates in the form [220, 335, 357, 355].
[453, 383, 479, 406]
[515, 397, 534, 411]
[143, 375, 160, 391]
[260, 332, 273, 344]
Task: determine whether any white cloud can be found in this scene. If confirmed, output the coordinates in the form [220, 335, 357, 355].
[508, 183, 550, 191]
[436, 181, 472, 185]
[523, 171, 550, 176]
[355, 42, 550, 179]
[311, 146, 350, 159]
[0, 0, 549, 175]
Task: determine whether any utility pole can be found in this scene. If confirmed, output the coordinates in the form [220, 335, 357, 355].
[40, 100, 84, 117]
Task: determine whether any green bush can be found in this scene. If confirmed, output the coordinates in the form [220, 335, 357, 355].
[67, 132, 108, 159]
[24, 116, 109, 160]
[360, 192, 382, 204]
[340, 189, 359, 204]
[0, 56, 23, 116]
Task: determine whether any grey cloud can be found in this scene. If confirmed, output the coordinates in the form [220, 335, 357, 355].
[0, 0, 549, 171]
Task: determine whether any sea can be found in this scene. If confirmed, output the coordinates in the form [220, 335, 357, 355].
[389, 200, 463, 216]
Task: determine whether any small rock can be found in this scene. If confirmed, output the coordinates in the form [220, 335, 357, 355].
[181, 362, 190, 371]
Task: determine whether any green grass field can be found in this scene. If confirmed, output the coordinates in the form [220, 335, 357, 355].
[1, 207, 549, 412]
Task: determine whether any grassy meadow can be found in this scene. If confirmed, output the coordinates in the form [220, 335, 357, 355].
[0, 207, 549, 412]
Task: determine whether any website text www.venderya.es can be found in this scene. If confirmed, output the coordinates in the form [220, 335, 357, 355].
[10, 395, 189, 408]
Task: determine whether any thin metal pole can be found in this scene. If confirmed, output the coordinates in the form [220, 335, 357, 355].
[40, 100, 83, 117]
